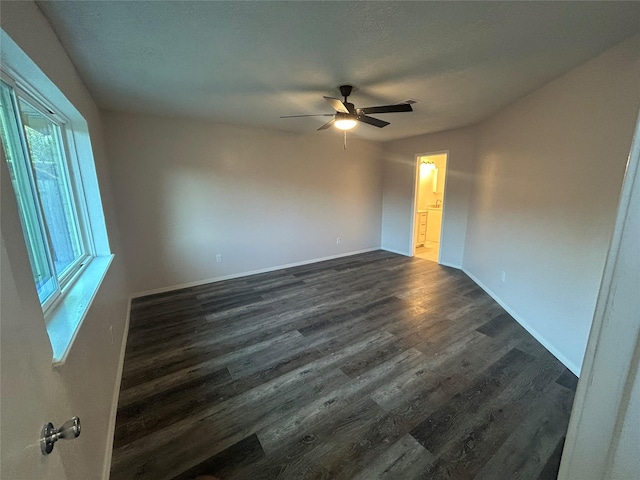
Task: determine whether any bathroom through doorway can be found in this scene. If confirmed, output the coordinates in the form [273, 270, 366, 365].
[413, 152, 448, 262]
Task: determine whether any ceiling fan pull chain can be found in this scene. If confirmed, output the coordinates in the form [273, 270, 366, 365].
[344, 130, 347, 150]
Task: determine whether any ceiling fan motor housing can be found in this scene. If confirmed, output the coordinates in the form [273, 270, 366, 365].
[339, 84, 354, 99]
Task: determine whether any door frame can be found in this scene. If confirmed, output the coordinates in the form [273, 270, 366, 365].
[410, 150, 449, 261]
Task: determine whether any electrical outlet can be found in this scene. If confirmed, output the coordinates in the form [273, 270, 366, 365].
[216, 254, 222, 263]
[500, 271, 506, 283]
[336, 237, 341, 245]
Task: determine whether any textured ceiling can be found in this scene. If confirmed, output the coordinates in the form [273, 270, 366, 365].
[38, 1, 640, 141]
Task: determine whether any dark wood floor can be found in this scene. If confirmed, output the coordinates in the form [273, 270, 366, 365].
[111, 250, 577, 480]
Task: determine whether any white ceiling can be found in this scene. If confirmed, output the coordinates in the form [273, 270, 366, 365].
[38, 1, 640, 141]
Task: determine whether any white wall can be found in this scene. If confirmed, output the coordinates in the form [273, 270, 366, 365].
[464, 35, 640, 374]
[102, 111, 383, 294]
[559, 115, 640, 480]
[381, 127, 476, 266]
[0, 2, 130, 479]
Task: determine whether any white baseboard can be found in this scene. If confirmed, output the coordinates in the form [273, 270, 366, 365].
[102, 297, 131, 480]
[462, 267, 581, 377]
[132, 248, 380, 298]
[382, 248, 462, 271]
[382, 247, 463, 271]
[439, 261, 462, 269]
[381, 247, 411, 256]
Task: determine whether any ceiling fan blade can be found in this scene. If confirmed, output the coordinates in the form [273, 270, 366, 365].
[357, 103, 413, 115]
[357, 115, 390, 128]
[323, 96, 349, 114]
[280, 114, 335, 118]
[317, 118, 336, 130]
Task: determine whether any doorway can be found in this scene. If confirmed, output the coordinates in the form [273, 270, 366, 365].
[412, 152, 448, 263]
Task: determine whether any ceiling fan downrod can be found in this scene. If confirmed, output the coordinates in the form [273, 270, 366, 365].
[339, 84, 353, 104]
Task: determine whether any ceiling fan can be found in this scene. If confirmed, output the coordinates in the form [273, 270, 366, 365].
[280, 84, 414, 131]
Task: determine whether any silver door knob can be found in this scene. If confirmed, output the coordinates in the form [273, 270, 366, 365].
[41, 417, 81, 455]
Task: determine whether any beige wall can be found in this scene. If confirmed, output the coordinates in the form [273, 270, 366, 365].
[559, 115, 640, 479]
[381, 127, 477, 267]
[0, 2, 129, 480]
[103, 111, 384, 294]
[379, 35, 640, 375]
[464, 34, 640, 374]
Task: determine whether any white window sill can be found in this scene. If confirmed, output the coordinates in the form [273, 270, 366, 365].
[46, 254, 114, 366]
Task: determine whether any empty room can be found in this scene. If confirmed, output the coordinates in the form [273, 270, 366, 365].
[1, 2, 639, 480]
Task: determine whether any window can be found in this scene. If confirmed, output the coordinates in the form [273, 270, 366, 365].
[0, 77, 92, 311]
[2, 39, 113, 364]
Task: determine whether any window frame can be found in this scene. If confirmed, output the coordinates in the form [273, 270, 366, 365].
[1, 71, 95, 315]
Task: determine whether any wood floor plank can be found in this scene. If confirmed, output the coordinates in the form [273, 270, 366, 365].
[339, 335, 411, 378]
[409, 348, 534, 450]
[536, 436, 567, 480]
[474, 384, 574, 480]
[114, 348, 327, 449]
[170, 434, 265, 480]
[111, 331, 396, 479]
[117, 330, 305, 408]
[556, 368, 579, 391]
[111, 250, 577, 480]
[352, 433, 435, 480]
[343, 337, 548, 476]
[240, 397, 388, 480]
[369, 330, 488, 410]
[415, 354, 567, 479]
[111, 367, 351, 479]
[257, 348, 427, 454]
[114, 366, 232, 448]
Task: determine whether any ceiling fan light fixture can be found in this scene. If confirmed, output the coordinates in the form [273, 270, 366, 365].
[334, 119, 357, 130]
[334, 113, 357, 130]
